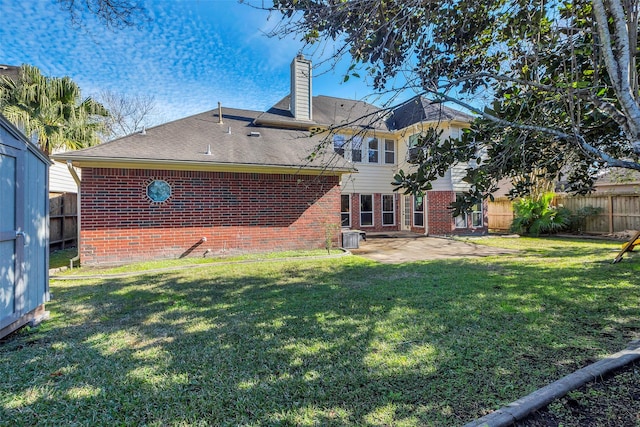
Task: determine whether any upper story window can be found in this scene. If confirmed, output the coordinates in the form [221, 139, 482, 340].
[351, 136, 362, 162]
[384, 139, 395, 164]
[367, 137, 378, 163]
[333, 135, 346, 157]
[408, 133, 420, 148]
[333, 134, 395, 165]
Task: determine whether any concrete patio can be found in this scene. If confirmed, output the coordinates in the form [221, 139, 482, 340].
[349, 232, 518, 263]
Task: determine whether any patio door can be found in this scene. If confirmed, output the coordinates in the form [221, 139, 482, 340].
[400, 195, 412, 231]
[0, 143, 24, 328]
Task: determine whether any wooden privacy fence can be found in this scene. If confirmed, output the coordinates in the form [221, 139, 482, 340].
[487, 198, 515, 231]
[488, 194, 640, 234]
[49, 192, 77, 249]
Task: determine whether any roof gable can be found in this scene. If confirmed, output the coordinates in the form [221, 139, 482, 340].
[389, 96, 474, 130]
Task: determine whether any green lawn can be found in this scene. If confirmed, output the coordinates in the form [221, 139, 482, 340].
[49, 247, 78, 270]
[3, 237, 639, 426]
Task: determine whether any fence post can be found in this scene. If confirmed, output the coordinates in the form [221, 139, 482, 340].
[608, 195, 614, 234]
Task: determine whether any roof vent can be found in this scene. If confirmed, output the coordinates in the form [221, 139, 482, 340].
[205, 144, 211, 155]
[140, 126, 146, 135]
[249, 131, 261, 137]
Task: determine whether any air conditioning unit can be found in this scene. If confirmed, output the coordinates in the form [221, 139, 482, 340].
[342, 231, 360, 249]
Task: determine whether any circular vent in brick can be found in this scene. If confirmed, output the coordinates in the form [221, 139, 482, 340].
[146, 179, 171, 203]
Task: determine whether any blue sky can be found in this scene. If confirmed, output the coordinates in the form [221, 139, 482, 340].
[0, 0, 384, 126]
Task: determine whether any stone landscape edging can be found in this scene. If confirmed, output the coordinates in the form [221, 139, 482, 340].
[463, 340, 640, 427]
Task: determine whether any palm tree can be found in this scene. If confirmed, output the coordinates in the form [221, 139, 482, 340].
[0, 64, 109, 155]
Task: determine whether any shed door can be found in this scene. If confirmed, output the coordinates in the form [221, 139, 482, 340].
[0, 144, 24, 326]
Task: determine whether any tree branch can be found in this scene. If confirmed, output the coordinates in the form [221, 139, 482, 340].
[430, 90, 640, 171]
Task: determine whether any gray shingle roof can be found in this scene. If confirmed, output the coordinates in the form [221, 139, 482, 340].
[255, 95, 390, 131]
[53, 93, 472, 173]
[312, 95, 390, 130]
[389, 96, 474, 130]
[596, 168, 640, 185]
[53, 107, 354, 174]
[0, 64, 21, 81]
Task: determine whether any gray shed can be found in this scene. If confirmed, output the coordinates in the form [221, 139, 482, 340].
[0, 114, 50, 338]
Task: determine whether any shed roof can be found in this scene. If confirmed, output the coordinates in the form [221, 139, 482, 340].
[52, 107, 354, 175]
[0, 114, 51, 165]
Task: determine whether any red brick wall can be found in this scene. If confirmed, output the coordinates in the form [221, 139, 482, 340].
[426, 191, 456, 235]
[426, 191, 488, 236]
[80, 168, 341, 266]
[343, 190, 488, 236]
[345, 193, 401, 232]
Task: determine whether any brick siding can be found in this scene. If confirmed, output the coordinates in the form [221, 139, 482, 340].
[426, 190, 488, 236]
[80, 168, 341, 265]
[346, 193, 401, 232]
[425, 191, 455, 235]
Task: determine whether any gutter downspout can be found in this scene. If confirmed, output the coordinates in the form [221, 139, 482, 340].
[66, 161, 81, 269]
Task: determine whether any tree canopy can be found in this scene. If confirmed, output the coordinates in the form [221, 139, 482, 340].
[269, 0, 640, 209]
[56, 0, 147, 29]
[97, 90, 158, 140]
[0, 64, 109, 155]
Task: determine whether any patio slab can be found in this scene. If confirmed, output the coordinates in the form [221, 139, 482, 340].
[349, 233, 518, 263]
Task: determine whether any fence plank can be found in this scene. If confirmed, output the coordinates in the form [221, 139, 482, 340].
[49, 192, 78, 249]
[488, 194, 639, 234]
[487, 198, 514, 231]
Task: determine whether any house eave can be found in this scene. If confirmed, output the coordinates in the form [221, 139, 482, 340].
[51, 156, 356, 176]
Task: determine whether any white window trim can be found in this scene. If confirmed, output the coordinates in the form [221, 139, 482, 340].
[471, 202, 483, 228]
[341, 194, 351, 228]
[455, 213, 467, 229]
[334, 134, 393, 165]
[384, 139, 395, 165]
[360, 194, 374, 227]
[367, 137, 379, 164]
[413, 194, 425, 227]
[382, 194, 396, 226]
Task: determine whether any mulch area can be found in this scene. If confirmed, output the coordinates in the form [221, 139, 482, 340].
[515, 361, 640, 426]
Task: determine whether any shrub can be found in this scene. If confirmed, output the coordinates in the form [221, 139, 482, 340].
[568, 206, 603, 234]
[511, 192, 571, 236]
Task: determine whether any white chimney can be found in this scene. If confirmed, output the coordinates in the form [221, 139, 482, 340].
[290, 54, 312, 121]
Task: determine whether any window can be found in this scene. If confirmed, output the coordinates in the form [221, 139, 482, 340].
[408, 133, 420, 148]
[454, 194, 482, 228]
[384, 139, 395, 164]
[333, 135, 346, 157]
[360, 194, 373, 226]
[455, 193, 467, 228]
[382, 195, 395, 225]
[334, 134, 390, 165]
[147, 180, 171, 203]
[352, 137, 362, 162]
[414, 194, 424, 227]
[471, 201, 483, 227]
[367, 138, 379, 163]
[341, 194, 351, 227]
[407, 134, 425, 163]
